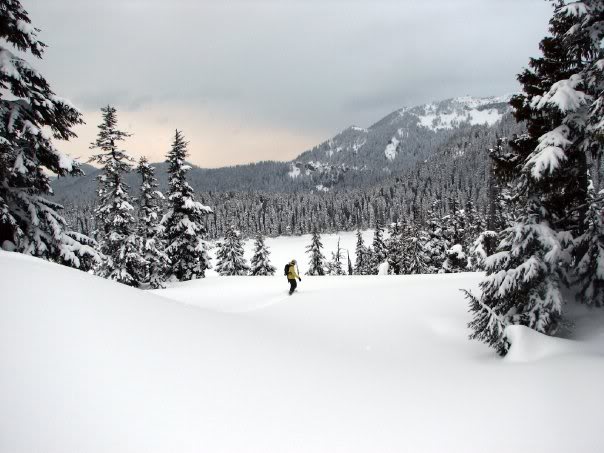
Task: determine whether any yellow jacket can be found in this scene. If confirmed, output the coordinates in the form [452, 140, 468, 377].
[287, 263, 300, 280]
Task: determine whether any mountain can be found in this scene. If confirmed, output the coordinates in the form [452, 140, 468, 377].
[288, 95, 511, 189]
[51, 95, 513, 205]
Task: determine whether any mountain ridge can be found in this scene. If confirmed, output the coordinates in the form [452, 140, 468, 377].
[52, 95, 513, 204]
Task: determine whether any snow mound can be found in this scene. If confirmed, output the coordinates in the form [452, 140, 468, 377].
[504, 325, 577, 362]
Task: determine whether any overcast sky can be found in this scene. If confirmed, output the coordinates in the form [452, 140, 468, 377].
[27, 0, 552, 168]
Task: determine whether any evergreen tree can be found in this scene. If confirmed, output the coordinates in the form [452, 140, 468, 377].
[563, 1, 604, 305]
[354, 229, 370, 275]
[471, 138, 517, 271]
[442, 244, 468, 273]
[573, 183, 604, 306]
[466, 201, 569, 354]
[0, 1, 99, 268]
[466, 2, 602, 354]
[250, 234, 275, 276]
[463, 200, 482, 250]
[369, 220, 387, 274]
[486, 138, 508, 233]
[306, 229, 326, 276]
[347, 250, 353, 276]
[442, 198, 466, 247]
[385, 222, 404, 275]
[326, 237, 345, 275]
[163, 130, 213, 281]
[136, 157, 169, 288]
[402, 226, 430, 275]
[90, 106, 142, 286]
[425, 200, 449, 273]
[469, 230, 498, 271]
[216, 225, 249, 276]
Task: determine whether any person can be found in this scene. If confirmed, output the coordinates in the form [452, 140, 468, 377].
[286, 259, 301, 295]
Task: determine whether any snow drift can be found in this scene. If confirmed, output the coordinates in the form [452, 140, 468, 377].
[1, 250, 604, 453]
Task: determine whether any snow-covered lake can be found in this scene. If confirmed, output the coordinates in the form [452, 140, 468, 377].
[206, 229, 375, 277]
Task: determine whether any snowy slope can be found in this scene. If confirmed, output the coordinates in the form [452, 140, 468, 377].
[286, 95, 513, 189]
[2, 249, 604, 453]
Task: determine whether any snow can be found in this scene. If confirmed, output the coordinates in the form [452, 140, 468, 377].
[57, 153, 74, 172]
[449, 243, 466, 259]
[535, 74, 589, 113]
[416, 96, 507, 131]
[418, 108, 502, 131]
[351, 137, 366, 152]
[288, 163, 300, 179]
[504, 325, 577, 363]
[384, 137, 399, 161]
[561, 2, 588, 18]
[207, 230, 373, 276]
[526, 125, 571, 179]
[2, 232, 604, 452]
[0, 48, 22, 81]
[15, 20, 35, 35]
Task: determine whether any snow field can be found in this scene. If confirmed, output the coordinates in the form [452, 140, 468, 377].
[207, 229, 374, 277]
[1, 241, 604, 452]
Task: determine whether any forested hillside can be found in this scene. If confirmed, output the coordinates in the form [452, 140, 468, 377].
[56, 98, 520, 238]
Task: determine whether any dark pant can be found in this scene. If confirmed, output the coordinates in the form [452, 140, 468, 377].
[288, 278, 297, 294]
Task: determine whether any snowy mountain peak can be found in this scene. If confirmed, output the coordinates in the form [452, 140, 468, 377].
[286, 95, 513, 187]
[412, 95, 512, 132]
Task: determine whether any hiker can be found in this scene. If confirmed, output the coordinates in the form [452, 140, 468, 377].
[286, 259, 301, 295]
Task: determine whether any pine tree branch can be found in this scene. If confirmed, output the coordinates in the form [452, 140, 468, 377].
[552, 195, 604, 227]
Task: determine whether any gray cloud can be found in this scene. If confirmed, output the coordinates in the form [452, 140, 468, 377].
[26, 0, 552, 165]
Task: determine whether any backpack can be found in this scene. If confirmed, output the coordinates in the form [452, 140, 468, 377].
[284, 263, 290, 276]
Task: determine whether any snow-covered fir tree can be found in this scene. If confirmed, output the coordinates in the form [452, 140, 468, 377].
[250, 234, 276, 276]
[347, 250, 353, 275]
[469, 231, 498, 271]
[402, 226, 430, 274]
[90, 106, 143, 286]
[442, 244, 468, 273]
[0, 1, 99, 268]
[385, 222, 404, 275]
[326, 237, 345, 275]
[163, 130, 213, 281]
[467, 2, 604, 354]
[573, 182, 604, 307]
[306, 229, 326, 276]
[440, 198, 470, 273]
[463, 200, 483, 252]
[368, 220, 387, 274]
[425, 200, 449, 273]
[216, 224, 249, 276]
[442, 197, 466, 247]
[354, 229, 370, 275]
[469, 139, 512, 272]
[562, 1, 604, 306]
[136, 157, 169, 288]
